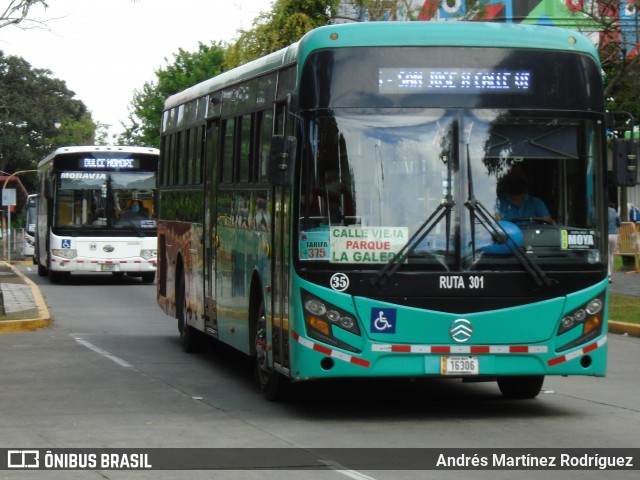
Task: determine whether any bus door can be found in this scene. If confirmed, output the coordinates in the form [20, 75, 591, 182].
[271, 103, 292, 372]
[204, 120, 219, 336]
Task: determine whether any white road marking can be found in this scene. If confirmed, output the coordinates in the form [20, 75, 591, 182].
[321, 460, 378, 480]
[72, 336, 132, 367]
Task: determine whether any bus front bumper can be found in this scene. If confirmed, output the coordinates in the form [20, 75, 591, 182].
[288, 330, 608, 381]
[50, 256, 157, 273]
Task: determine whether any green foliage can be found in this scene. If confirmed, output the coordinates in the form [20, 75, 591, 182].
[346, 0, 422, 21]
[120, 1, 339, 147]
[225, 0, 339, 69]
[118, 42, 227, 148]
[0, 51, 96, 189]
[609, 294, 640, 325]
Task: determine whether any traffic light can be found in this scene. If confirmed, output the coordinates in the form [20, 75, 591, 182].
[613, 138, 638, 187]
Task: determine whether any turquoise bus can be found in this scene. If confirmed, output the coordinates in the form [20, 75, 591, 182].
[157, 22, 608, 400]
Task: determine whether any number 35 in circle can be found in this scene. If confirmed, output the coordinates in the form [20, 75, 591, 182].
[330, 273, 349, 291]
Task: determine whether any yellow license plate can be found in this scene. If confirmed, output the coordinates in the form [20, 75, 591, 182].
[441, 356, 479, 375]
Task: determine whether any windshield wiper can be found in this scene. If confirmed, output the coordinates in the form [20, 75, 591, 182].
[371, 150, 456, 287]
[117, 219, 145, 237]
[464, 145, 552, 288]
[370, 195, 454, 287]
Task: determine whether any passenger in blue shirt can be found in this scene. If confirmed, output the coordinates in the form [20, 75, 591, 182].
[608, 202, 621, 282]
[496, 175, 554, 224]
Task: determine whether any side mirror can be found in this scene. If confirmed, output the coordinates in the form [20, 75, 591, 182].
[44, 176, 55, 199]
[268, 135, 296, 185]
[612, 138, 638, 187]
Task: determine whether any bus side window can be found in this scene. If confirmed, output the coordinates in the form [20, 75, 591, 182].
[222, 118, 235, 183]
[259, 109, 273, 182]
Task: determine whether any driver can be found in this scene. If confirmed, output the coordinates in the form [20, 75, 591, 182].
[496, 174, 554, 224]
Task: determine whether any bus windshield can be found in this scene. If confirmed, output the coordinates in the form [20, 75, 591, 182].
[297, 108, 605, 271]
[55, 171, 157, 231]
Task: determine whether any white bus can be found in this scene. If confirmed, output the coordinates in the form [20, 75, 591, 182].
[35, 146, 159, 283]
[22, 193, 37, 261]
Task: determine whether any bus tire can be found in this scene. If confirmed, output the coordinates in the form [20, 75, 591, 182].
[176, 272, 207, 353]
[141, 272, 156, 284]
[254, 301, 289, 401]
[37, 263, 47, 277]
[497, 375, 544, 399]
[48, 266, 67, 284]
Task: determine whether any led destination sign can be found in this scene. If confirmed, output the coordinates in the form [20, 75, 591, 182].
[81, 157, 139, 169]
[379, 68, 532, 94]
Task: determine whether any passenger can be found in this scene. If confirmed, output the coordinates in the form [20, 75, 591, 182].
[608, 202, 621, 283]
[628, 203, 640, 222]
[120, 200, 147, 221]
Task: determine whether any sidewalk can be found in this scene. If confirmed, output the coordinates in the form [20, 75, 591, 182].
[0, 261, 638, 336]
[608, 269, 640, 297]
[0, 260, 50, 333]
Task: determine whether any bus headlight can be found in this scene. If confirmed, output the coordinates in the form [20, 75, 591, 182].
[140, 249, 157, 259]
[301, 291, 362, 353]
[557, 293, 604, 352]
[51, 249, 77, 259]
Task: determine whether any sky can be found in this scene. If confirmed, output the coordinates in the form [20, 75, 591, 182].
[0, 0, 275, 138]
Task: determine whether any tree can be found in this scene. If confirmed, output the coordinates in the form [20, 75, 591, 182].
[336, 0, 421, 22]
[0, 51, 96, 189]
[120, 0, 340, 146]
[0, 0, 48, 30]
[225, 0, 340, 69]
[118, 42, 228, 148]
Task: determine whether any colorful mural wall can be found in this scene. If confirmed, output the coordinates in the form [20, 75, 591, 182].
[416, 0, 634, 31]
[336, 1, 639, 54]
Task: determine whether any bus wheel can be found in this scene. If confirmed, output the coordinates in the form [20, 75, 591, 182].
[141, 272, 156, 284]
[37, 263, 47, 277]
[254, 302, 289, 401]
[497, 375, 544, 399]
[176, 273, 207, 353]
[48, 267, 67, 284]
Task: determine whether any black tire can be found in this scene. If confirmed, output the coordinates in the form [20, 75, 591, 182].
[176, 272, 207, 353]
[497, 375, 544, 399]
[141, 272, 156, 284]
[47, 266, 67, 284]
[37, 262, 47, 277]
[254, 302, 289, 401]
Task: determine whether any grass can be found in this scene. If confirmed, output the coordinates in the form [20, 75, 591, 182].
[609, 293, 640, 324]
[609, 256, 640, 325]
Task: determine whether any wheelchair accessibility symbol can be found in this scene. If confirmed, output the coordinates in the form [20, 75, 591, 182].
[61, 239, 72, 248]
[370, 308, 397, 334]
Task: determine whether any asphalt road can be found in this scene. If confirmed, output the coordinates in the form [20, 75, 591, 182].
[0, 266, 638, 480]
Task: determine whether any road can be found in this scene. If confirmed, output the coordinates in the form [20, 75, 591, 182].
[0, 266, 638, 479]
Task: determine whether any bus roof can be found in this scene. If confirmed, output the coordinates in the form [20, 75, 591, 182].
[299, 21, 597, 53]
[38, 145, 159, 169]
[164, 21, 598, 111]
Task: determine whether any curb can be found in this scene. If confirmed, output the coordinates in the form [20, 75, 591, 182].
[608, 321, 640, 338]
[0, 261, 51, 333]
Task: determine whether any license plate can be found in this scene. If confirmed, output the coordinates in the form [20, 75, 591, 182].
[441, 356, 479, 375]
[101, 263, 116, 272]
